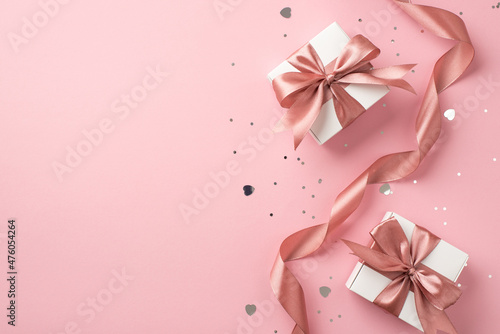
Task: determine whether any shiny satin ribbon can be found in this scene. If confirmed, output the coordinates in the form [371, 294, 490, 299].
[272, 34, 416, 149]
[343, 217, 462, 333]
[270, 1, 474, 334]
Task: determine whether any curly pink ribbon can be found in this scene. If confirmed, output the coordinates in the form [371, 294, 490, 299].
[343, 217, 462, 333]
[272, 35, 416, 149]
[270, 1, 474, 334]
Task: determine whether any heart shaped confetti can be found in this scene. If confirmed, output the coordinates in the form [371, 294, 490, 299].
[280, 7, 292, 18]
[319, 286, 331, 298]
[379, 183, 392, 195]
[245, 304, 257, 316]
[243, 185, 255, 196]
[444, 108, 456, 121]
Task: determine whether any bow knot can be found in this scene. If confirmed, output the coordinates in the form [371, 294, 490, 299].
[271, 34, 416, 149]
[343, 217, 463, 334]
[407, 266, 417, 277]
[325, 72, 338, 86]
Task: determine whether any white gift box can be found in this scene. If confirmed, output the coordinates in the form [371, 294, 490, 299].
[345, 212, 469, 331]
[267, 22, 390, 145]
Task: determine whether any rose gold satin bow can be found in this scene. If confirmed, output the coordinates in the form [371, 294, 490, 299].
[272, 34, 416, 149]
[343, 217, 462, 333]
[270, 1, 474, 334]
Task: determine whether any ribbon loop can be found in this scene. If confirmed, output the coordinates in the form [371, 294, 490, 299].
[272, 34, 415, 149]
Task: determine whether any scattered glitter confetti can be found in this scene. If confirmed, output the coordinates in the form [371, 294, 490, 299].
[494, 158, 497, 162]
[245, 304, 257, 316]
[394, 26, 397, 30]
[330, 319, 333, 322]
[484, 109, 488, 113]
[302, 186, 306, 189]
[434, 207, 438, 210]
[381, 131, 384, 134]
[302, 210, 306, 214]
[413, 180, 417, 184]
[280, 7, 291, 18]
[458, 283, 462, 287]
[391, 39, 395, 43]
[318, 179, 322, 184]
[443, 207, 447, 211]
[329, 276, 332, 279]
[297, 157, 300, 161]
[379, 183, 392, 195]
[489, 275, 492, 278]
[274, 182, 277, 185]
[444, 109, 456, 121]
[312, 194, 315, 198]
[301, 162, 305, 165]
[459, 11, 463, 15]
[457, 172, 461, 176]
[444, 222, 447, 226]
[344, 143, 348, 147]
[243, 185, 255, 196]
[312, 216, 315, 219]
[229, 118, 233, 122]
[317, 310, 321, 314]
[284, 34, 287, 37]
[338, 314, 342, 318]
[250, 122, 253, 126]
[383, 103, 387, 107]
[231, 62, 235, 66]
[319, 286, 331, 297]
[233, 150, 237, 154]
[396, 53, 400, 56]
[275, 331, 278, 333]
[412, 69, 415, 73]
[358, 18, 362, 22]
[284, 156, 287, 159]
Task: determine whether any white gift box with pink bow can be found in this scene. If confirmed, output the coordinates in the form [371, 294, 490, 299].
[267, 22, 390, 145]
[345, 212, 469, 331]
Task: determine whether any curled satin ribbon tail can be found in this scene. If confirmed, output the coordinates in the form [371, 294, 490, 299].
[271, 33, 416, 149]
[343, 217, 462, 334]
[270, 2, 474, 334]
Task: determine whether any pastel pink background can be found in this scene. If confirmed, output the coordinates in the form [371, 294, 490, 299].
[0, 0, 498, 333]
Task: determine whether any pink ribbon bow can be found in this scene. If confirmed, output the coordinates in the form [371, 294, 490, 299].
[272, 34, 416, 149]
[343, 217, 462, 334]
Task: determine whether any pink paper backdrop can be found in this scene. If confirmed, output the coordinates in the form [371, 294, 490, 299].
[0, 0, 498, 333]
